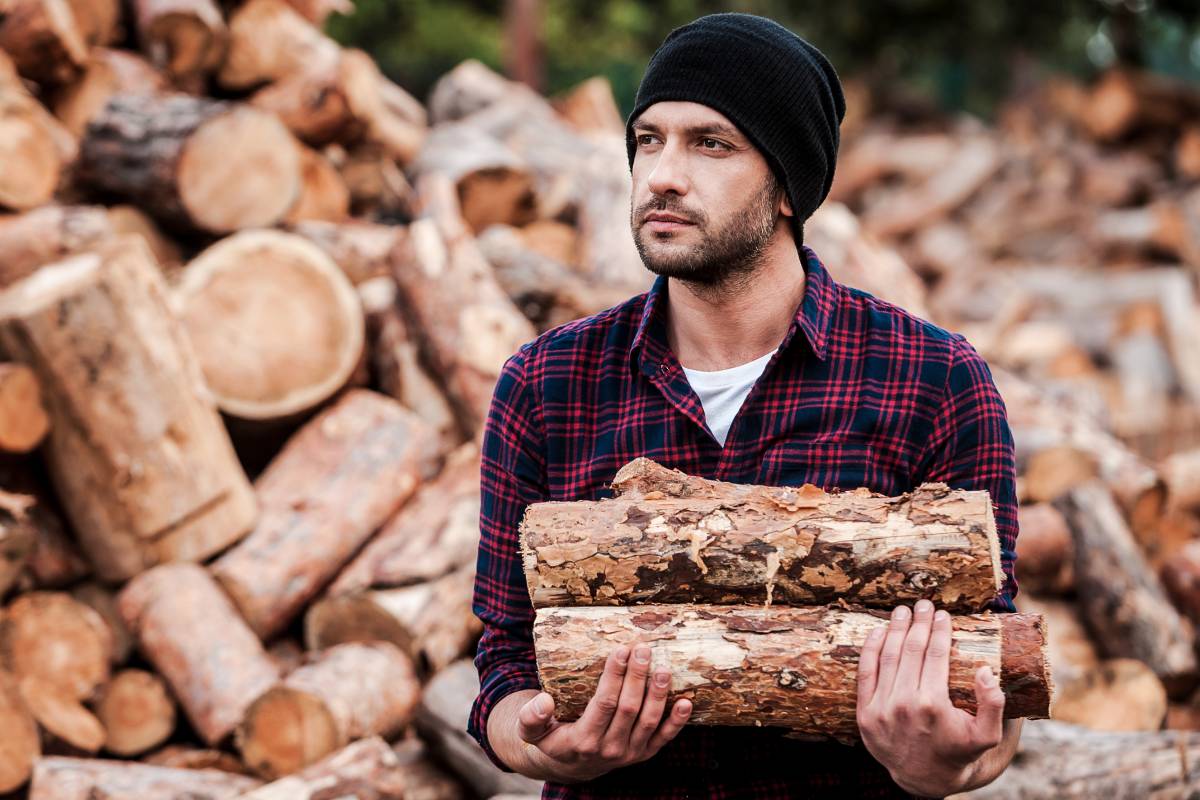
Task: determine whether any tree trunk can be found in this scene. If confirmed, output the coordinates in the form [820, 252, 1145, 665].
[210, 389, 438, 640]
[0, 236, 257, 581]
[534, 604, 1049, 742]
[237, 642, 419, 779]
[28, 756, 261, 800]
[524, 458, 1002, 611]
[93, 669, 175, 756]
[117, 563, 279, 746]
[78, 93, 302, 234]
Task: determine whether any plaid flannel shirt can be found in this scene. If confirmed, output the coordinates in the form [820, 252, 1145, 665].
[468, 244, 1019, 799]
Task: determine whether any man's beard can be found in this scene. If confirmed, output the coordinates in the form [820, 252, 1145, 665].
[632, 175, 781, 289]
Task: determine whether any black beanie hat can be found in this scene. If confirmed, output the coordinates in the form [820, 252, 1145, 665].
[625, 13, 846, 226]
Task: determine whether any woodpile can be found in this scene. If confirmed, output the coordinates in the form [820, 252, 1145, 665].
[0, 0, 1198, 791]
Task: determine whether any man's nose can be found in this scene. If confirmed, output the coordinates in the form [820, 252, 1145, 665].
[645, 141, 690, 197]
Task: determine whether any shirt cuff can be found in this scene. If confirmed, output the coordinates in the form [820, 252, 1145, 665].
[468, 668, 543, 772]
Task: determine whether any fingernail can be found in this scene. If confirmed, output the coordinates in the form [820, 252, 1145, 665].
[655, 670, 669, 687]
[615, 646, 630, 665]
[981, 667, 997, 687]
[869, 626, 885, 640]
[916, 599, 933, 614]
[677, 699, 692, 714]
[934, 610, 949, 622]
[635, 646, 651, 663]
[894, 606, 910, 620]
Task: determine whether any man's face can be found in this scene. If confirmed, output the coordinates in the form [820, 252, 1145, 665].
[630, 101, 791, 287]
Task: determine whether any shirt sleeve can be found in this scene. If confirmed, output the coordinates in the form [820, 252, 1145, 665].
[467, 344, 549, 771]
[916, 335, 1020, 613]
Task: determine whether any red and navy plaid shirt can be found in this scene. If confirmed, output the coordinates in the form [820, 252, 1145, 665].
[468, 244, 1019, 799]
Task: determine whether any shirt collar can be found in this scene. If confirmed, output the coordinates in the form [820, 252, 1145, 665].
[628, 244, 838, 377]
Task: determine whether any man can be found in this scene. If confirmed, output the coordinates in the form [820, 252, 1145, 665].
[468, 12, 1021, 799]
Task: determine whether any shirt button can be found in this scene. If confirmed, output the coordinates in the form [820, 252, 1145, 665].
[708, 758, 720, 769]
[658, 363, 669, 375]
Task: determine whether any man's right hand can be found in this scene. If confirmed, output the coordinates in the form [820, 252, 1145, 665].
[514, 644, 693, 783]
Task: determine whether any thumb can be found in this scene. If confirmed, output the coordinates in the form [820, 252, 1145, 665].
[969, 665, 1005, 752]
[517, 692, 559, 744]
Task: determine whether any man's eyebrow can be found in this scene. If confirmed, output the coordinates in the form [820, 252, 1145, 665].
[631, 119, 743, 139]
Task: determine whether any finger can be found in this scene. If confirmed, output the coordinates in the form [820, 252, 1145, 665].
[643, 698, 693, 757]
[629, 665, 671, 754]
[893, 599, 935, 699]
[856, 624, 886, 707]
[918, 609, 952, 697]
[517, 692, 561, 747]
[873, 604, 912, 701]
[969, 665, 1006, 753]
[575, 645, 631, 746]
[602, 644, 653, 755]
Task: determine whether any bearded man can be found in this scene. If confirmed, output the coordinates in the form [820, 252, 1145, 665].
[468, 12, 1021, 799]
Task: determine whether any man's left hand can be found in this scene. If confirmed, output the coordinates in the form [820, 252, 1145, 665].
[855, 599, 1008, 797]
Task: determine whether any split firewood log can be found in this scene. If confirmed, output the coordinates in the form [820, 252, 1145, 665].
[237, 642, 420, 778]
[287, 218, 399, 285]
[0, 592, 112, 701]
[0, 491, 36, 598]
[172, 229, 363, 423]
[1161, 448, 1200, 513]
[306, 562, 480, 675]
[1051, 658, 1167, 732]
[829, 130, 957, 203]
[1059, 481, 1198, 696]
[0, 669, 40, 793]
[69, 583, 133, 666]
[131, 0, 227, 83]
[235, 736, 408, 799]
[0, 51, 77, 211]
[1013, 502, 1073, 595]
[0, 468, 90, 592]
[525, 458, 1002, 611]
[333, 141, 417, 219]
[78, 93, 302, 234]
[283, 143, 350, 223]
[210, 389, 439, 640]
[18, 674, 106, 754]
[93, 669, 175, 756]
[415, 659, 545, 798]
[28, 756, 261, 799]
[264, 638, 305, 677]
[552, 76, 625, 137]
[427, 58, 525, 125]
[535, 604, 1049, 740]
[0, 363, 49, 453]
[949, 719, 1200, 799]
[218, 0, 340, 90]
[391, 173, 535, 436]
[1082, 69, 1200, 142]
[0, 236, 257, 581]
[0, 0, 89, 87]
[143, 745, 253, 775]
[52, 49, 166, 138]
[117, 563, 279, 746]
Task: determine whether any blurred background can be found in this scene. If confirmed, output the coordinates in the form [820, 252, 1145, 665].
[2, 0, 1200, 798]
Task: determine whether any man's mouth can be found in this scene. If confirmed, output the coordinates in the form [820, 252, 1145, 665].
[643, 212, 695, 230]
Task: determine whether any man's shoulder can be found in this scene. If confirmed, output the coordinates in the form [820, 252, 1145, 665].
[836, 282, 972, 363]
[512, 288, 649, 370]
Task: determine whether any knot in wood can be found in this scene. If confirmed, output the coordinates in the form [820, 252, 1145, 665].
[906, 571, 937, 590]
[777, 668, 807, 690]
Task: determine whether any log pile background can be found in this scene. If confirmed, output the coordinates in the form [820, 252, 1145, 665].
[0, 0, 1198, 797]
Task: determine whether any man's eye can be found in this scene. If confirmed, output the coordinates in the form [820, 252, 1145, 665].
[701, 138, 727, 150]
[637, 134, 657, 145]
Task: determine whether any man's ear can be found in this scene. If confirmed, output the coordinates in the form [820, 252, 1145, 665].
[779, 189, 794, 218]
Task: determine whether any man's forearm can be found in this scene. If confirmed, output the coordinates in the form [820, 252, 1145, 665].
[487, 689, 579, 782]
[960, 718, 1022, 791]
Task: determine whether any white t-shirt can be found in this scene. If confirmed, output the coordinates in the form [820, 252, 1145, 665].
[681, 348, 778, 446]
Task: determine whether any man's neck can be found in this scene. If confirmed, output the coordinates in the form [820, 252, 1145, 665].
[665, 235, 807, 372]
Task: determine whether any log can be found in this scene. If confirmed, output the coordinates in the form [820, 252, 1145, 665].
[333, 141, 417, 219]
[0, 591, 112, 701]
[415, 659, 545, 798]
[305, 562, 480, 675]
[218, 0, 340, 90]
[28, 756, 261, 799]
[326, 440, 480, 595]
[1014, 595, 1097, 697]
[1162, 539, 1200, 627]
[117, 563, 279, 746]
[1060, 481, 1198, 696]
[388, 737, 464, 800]
[0, 0, 88, 87]
[234, 736, 407, 799]
[1082, 69, 1200, 142]
[18, 674, 106, 754]
[237, 642, 420, 778]
[172, 229, 364, 423]
[0, 468, 90, 590]
[210, 389, 438, 640]
[132, 0, 227, 83]
[0, 236, 258, 581]
[143, 745, 253, 775]
[78, 93, 302, 234]
[93, 669, 175, 756]
[0, 363, 49, 453]
[1014, 502, 1073, 595]
[69, 582, 133, 665]
[264, 638, 305, 676]
[0, 51, 70, 211]
[1050, 658, 1167, 732]
[286, 219, 399, 285]
[552, 76, 624, 137]
[391, 173, 535, 436]
[52, 48, 166, 139]
[279, 0, 352, 27]
[282, 143, 350, 223]
[1161, 447, 1200, 513]
[950, 720, 1200, 799]
[0, 491, 36, 598]
[0, 669, 40, 793]
[534, 604, 1050, 741]
[0, 204, 122, 288]
[524, 458, 1002, 611]
[63, 0, 120, 46]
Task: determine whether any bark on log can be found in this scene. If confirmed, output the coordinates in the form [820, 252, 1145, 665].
[132, 0, 227, 82]
[0, 0, 88, 87]
[1014, 595, 1097, 704]
[306, 563, 480, 675]
[525, 458, 1002, 611]
[93, 669, 175, 756]
[235, 736, 407, 799]
[237, 642, 419, 778]
[210, 389, 438, 640]
[0, 591, 112, 701]
[78, 93, 302, 234]
[52, 48, 166, 139]
[1060, 480, 1198, 696]
[0, 363, 49, 453]
[0, 204, 133, 289]
[218, 0, 340, 90]
[0, 669, 40, 793]
[534, 604, 1050, 741]
[18, 674, 106, 754]
[0, 236, 258, 581]
[28, 756, 261, 800]
[287, 219, 399, 285]
[117, 563, 278, 746]
[173, 229, 364, 423]
[391, 174, 535, 437]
